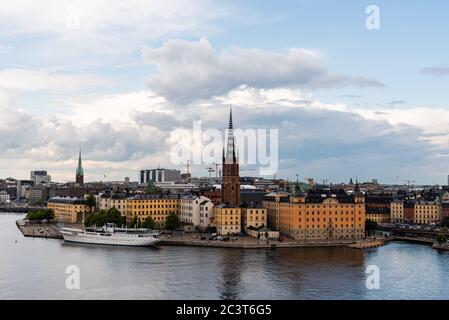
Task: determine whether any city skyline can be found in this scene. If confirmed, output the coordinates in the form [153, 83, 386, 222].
[1, 1, 449, 184]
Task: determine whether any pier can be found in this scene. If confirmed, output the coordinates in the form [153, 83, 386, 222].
[16, 220, 63, 239]
[347, 239, 390, 249]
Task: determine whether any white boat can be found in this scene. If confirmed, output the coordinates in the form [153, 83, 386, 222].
[60, 223, 160, 247]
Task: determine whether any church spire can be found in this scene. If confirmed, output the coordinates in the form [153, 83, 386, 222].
[225, 106, 236, 162]
[76, 148, 84, 185]
[221, 106, 240, 207]
[229, 106, 233, 129]
[77, 149, 83, 176]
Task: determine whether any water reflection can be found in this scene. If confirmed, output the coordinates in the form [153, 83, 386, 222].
[217, 249, 245, 299]
[1, 213, 449, 300]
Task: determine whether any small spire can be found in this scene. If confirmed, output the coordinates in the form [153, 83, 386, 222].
[76, 148, 84, 176]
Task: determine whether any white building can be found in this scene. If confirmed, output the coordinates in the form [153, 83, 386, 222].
[0, 190, 10, 203]
[30, 170, 51, 185]
[154, 182, 197, 190]
[140, 168, 181, 184]
[180, 195, 214, 231]
[99, 194, 127, 216]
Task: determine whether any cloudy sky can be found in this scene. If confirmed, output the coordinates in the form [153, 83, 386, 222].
[0, 0, 448, 184]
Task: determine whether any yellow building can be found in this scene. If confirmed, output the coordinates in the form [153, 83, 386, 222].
[391, 200, 404, 223]
[414, 201, 441, 225]
[47, 196, 89, 224]
[262, 190, 365, 241]
[366, 209, 390, 223]
[214, 205, 241, 235]
[241, 207, 267, 231]
[264, 192, 289, 231]
[125, 194, 180, 228]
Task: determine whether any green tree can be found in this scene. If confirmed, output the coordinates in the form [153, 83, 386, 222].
[26, 209, 54, 221]
[435, 234, 448, 243]
[142, 216, 155, 229]
[85, 207, 123, 227]
[129, 216, 139, 228]
[165, 211, 181, 230]
[441, 217, 449, 228]
[85, 194, 96, 211]
[365, 219, 378, 237]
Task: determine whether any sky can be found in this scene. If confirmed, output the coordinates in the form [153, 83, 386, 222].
[0, 0, 448, 184]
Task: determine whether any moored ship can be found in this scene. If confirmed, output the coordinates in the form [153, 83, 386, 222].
[60, 223, 160, 247]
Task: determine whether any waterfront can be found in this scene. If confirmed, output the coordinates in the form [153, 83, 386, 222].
[1, 213, 449, 300]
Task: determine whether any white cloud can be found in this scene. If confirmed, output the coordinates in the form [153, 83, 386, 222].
[421, 67, 449, 76]
[0, 0, 230, 67]
[1, 86, 448, 184]
[0, 68, 112, 91]
[142, 38, 384, 104]
[0, 0, 224, 36]
[354, 106, 449, 150]
[63, 90, 170, 125]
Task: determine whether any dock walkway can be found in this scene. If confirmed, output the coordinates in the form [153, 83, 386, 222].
[16, 220, 63, 239]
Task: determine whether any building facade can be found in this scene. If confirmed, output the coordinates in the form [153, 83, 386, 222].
[180, 195, 214, 230]
[365, 194, 392, 223]
[391, 200, 404, 223]
[263, 190, 366, 241]
[47, 196, 89, 223]
[263, 192, 289, 231]
[30, 170, 51, 186]
[28, 186, 49, 204]
[0, 190, 10, 203]
[241, 207, 267, 231]
[403, 200, 415, 223]
[99, 194, 127, 216]
[140, 168, 181, 184]
[125, 194, 180, 228]
[414, 201, 441, 225]
[214, 205, 242, 235]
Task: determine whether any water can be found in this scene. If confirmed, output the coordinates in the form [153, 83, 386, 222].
[1, 213, 449, 300]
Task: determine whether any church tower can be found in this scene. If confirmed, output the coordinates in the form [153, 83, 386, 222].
[76, 149, 84, 186]
[221, 107, 240, 207]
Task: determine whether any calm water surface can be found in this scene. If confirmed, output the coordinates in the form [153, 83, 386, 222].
[1, 213, 449, 300]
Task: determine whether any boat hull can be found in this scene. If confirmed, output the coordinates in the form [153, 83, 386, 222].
[61, 232, 159, 247]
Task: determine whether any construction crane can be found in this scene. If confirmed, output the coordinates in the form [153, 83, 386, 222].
[395, 176, 416, 186]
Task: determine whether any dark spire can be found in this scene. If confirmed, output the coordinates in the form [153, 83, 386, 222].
[225, 106, 235, 161]
[228, 106, 233, 129]
[294, 173, 302, 196]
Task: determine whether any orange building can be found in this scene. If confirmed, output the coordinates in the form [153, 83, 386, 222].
[263, 189, 365, 241]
